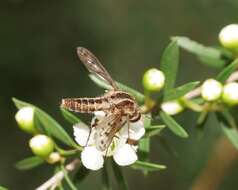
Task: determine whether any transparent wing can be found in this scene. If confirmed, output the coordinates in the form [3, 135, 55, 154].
[77, 47, 118, 90]
[94, 113, 125, 151]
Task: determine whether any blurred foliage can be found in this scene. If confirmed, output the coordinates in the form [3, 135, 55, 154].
[1, 0, 238, 189]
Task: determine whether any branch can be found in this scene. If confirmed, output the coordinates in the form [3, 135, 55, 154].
[185, 70, 238, 99]
[36, 159, 80, 190]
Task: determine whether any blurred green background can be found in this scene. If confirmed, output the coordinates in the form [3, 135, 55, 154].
[1, 0, 238, 189]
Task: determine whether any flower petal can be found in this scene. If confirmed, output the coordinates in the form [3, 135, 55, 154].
[81, 146, 104, 170]
[120, 119, 145, 140]
[73, 123, 94, 146]
[113, 143, 138, 166]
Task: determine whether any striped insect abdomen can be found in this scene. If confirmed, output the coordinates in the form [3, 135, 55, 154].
[61, 97, 109, 113]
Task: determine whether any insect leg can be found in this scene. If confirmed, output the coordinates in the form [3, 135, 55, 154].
[126, 116, 138, 153]
[85, 118, 98, 147]
[127, 115, 130, 140]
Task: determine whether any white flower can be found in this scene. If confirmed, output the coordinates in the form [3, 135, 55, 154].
[73, 112, 145, 170]
[201, 79, 223, 101]
[73, 122, 94, 147]
[113, 143, 138, 166]
[161, 100, 184, 115]
[81, 146, 104, 171]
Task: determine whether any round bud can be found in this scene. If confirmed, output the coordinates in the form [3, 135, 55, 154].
[15, 107, 37, 134]
[29, 135, 54, 158]
[46, 152, 61, 164]
[222, 82, 238, 105]
[219, 24, 238, 50]
[142, 68, 165, 92]
[161, 100, 184, 115]
[201, 79, 223, 101]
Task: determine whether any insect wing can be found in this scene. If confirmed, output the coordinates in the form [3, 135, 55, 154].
[94, 114, 125, 151]
[77, 47, 118, 89]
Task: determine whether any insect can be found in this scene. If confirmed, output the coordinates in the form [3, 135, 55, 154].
[61, 47, 141, 152]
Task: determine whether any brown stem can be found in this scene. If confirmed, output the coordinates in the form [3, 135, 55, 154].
[190, 137, 238, 190]
[185, 71, 238, 99]
[36, 159, 80, 190]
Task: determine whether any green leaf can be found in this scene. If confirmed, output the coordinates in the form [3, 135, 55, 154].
[173, 36, 228, 68]
[131, 161, 166, 171]
[0, 186, 8, 190]
[160, 40, 179, 99]
[196, 111, 209, 129]
[112, 161, 129, 190]
[101, 162, 111, 190]
[216, 110, 238, 149]
[139, 138, 150, 160]
[60, 108, 81, 125]
[139, 115, 151, 160]
[164, 81, 200, 101]
[216, 59, 238, 83]
[89, 74, 145, 103]
[198, 55, 226, 68]
[160, 111, 188, 138]
[221, 123, 238, 149]
[216, 109, 237, 129]
[15, 156, 44, 170]
[12, 98, 78, 148]
[144, 125, 165, 138]
[61, 165, 78, 190]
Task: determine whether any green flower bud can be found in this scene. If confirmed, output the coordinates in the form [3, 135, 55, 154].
[222, 82, 238, 106]
[46, 152, 62, 164]
[29, 135, 54, 158]
[219, 24, 238, 51]
[142, 68, 165, 92]
[201, 79, 223, 101]
[161, 100, 184, 115]
[15, 107, 37, 134]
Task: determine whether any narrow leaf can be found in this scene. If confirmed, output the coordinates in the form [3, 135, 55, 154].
[0, 186, 8, 190]
[173, 36, 230, 68]
[216, 110, 238, 149]
[160, 40, 179, 99]
[216, 59, 238, 83]
[139, 138, 150, 160]
[164, 81, 200, 101]
[112, 162, 129, 190]
[101, 163, 111, 190]
[60, 108, 81, 125]
[61, 165, 78, 190]
[221, 123, 238, 149]
[12, 98, 78, 148]
[198, 55, 226, 68]
[196, 111, 209, 129]
[89, 74, 145, 103]
[216, 109, 237, 129]
[144, 125, 165, 138]
[15, 156, 44, 170]
[160, 111, 188, 138]
[131, 161, 166, 171]
[139, 115, 151, 160]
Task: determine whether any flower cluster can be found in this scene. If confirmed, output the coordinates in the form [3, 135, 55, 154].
[201, 79, 238, 105]
[73, 111, 145, 170]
